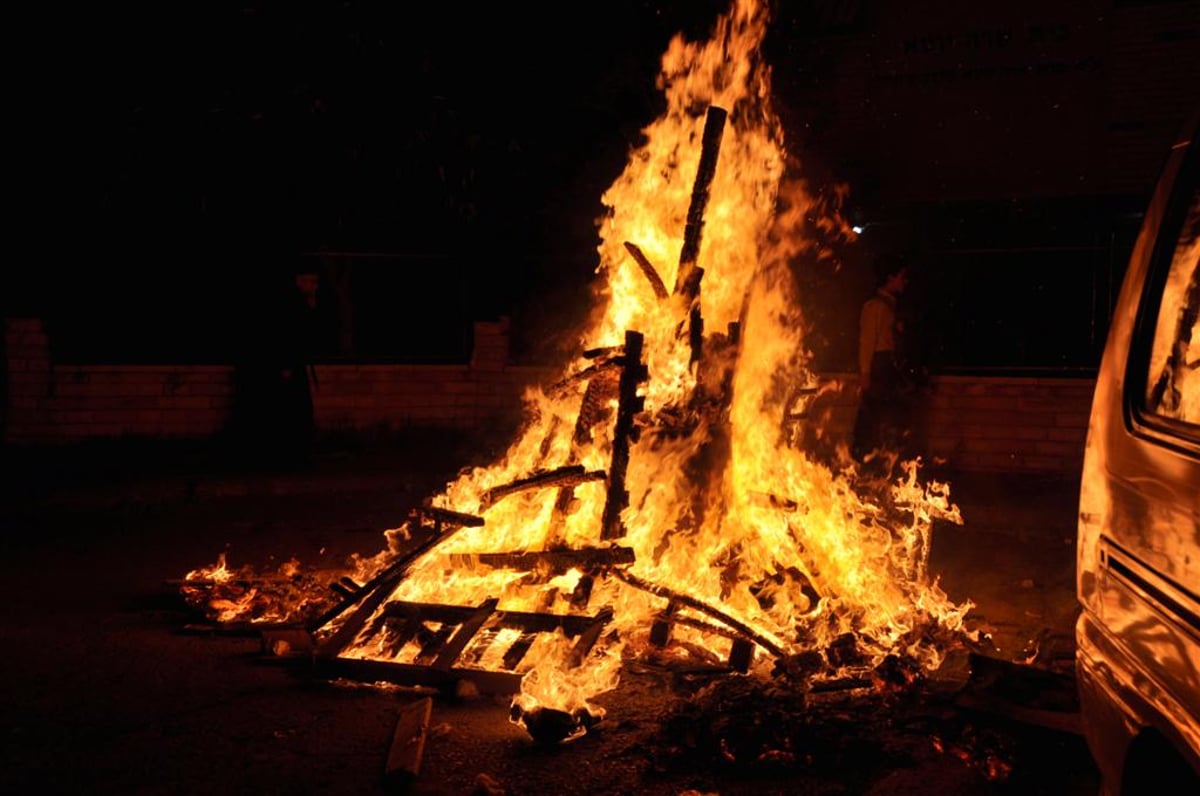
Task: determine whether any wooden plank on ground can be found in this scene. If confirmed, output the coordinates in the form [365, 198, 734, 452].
[382, 697, 433, 791]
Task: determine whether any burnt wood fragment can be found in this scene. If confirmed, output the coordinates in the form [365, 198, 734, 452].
[546, 369, 621, 545]
[547, 358, 621, 395]
[649, 600, 679, 647]
[649, 601, 757, 671]
[179, 620, 302, 636]
[582, 344, 623, 360]
[501, 631, 538, 671]
[383, 697, 433, 790]
[728, 639, 754, 673]
[413, 505, 485, 529]
[674, 105, 727, 298]
[623, 241, 669, 300]
[330, 580, 358, 599]
[414, 623, 458, 666]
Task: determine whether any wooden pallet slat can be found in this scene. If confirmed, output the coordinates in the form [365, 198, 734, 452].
[432, 598, 500, 670]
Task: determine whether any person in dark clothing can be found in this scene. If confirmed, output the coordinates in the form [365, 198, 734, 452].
[227, 264, 322, 468]
[272, 269, 320, 464]
[851, 252, 913, 464]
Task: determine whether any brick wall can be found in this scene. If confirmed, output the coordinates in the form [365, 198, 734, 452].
[308, 317, 537, 435]
[4, 317, 1094, 475]
[3, 317, 546, 447]
[799, 374, 1093, 474]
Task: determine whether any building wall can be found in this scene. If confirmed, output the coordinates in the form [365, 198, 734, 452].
[3, 318, 542, 447]
[4, 317, 1092, 476]
[799, 374, 1092, 475]
[775, 0, 1200, 205]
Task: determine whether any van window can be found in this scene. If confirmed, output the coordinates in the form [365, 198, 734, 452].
[1143, 186, 1199, 428]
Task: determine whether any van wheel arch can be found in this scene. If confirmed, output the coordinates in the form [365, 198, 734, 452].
[1120, 729, 1199, 795]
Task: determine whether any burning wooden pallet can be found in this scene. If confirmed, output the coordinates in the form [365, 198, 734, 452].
[180, 103, 806, 701]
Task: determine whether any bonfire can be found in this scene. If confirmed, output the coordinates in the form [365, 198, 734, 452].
[183, 0, 974, 744]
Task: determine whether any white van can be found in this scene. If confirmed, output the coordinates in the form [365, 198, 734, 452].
[1076, 108, 1199, 794]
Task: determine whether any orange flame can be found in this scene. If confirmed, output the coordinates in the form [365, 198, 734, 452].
[321, 0, 974, 721]
[189, 0, 975, 728]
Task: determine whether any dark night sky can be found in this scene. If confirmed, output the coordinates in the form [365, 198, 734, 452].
[25, 5, 722, 280]
[15, 2, 1196, 367]
[16, 1, 741, 359]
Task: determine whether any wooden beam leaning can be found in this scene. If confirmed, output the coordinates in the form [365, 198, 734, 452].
[623, 241, 669, 300]
[673, 105, 728, 366]
[310, 504, 484, 656]
[600, 331, 647, 540]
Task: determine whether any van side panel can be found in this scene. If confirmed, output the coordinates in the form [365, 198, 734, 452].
[1076, 114, 1200, 793]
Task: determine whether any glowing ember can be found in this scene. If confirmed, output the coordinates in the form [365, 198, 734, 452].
[184, 0, 975, 737]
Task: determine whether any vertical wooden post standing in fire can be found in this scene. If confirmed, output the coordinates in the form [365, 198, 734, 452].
[674, 105, 728, 366]
[600, 330, 647, 540]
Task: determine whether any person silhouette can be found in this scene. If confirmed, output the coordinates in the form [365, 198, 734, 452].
[851, 252, 912, 465]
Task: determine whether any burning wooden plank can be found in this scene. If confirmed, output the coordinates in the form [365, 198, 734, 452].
[452, 546, 635, 574]
[431, 598, 499, 670]
[316, 602, 614, 697]
[378, 601, 611, 639]
[311, 505, 484, 655]
[674, 104, 728, 365]
[613, 568, 785, 659]
[330, 576, 363, 599]
[479, 465, 606, 510]
[623, 241, 669, 300]
[545, 366, 622, 545]
[600, 330, 647, 540]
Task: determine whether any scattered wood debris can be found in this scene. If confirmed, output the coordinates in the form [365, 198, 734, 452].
[383, 697, 434, 791]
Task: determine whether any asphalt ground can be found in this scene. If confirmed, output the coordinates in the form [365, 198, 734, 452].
[0, 435, 1097, 795]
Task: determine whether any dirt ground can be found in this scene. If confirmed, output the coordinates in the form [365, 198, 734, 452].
[0, 440, 1099, 795]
